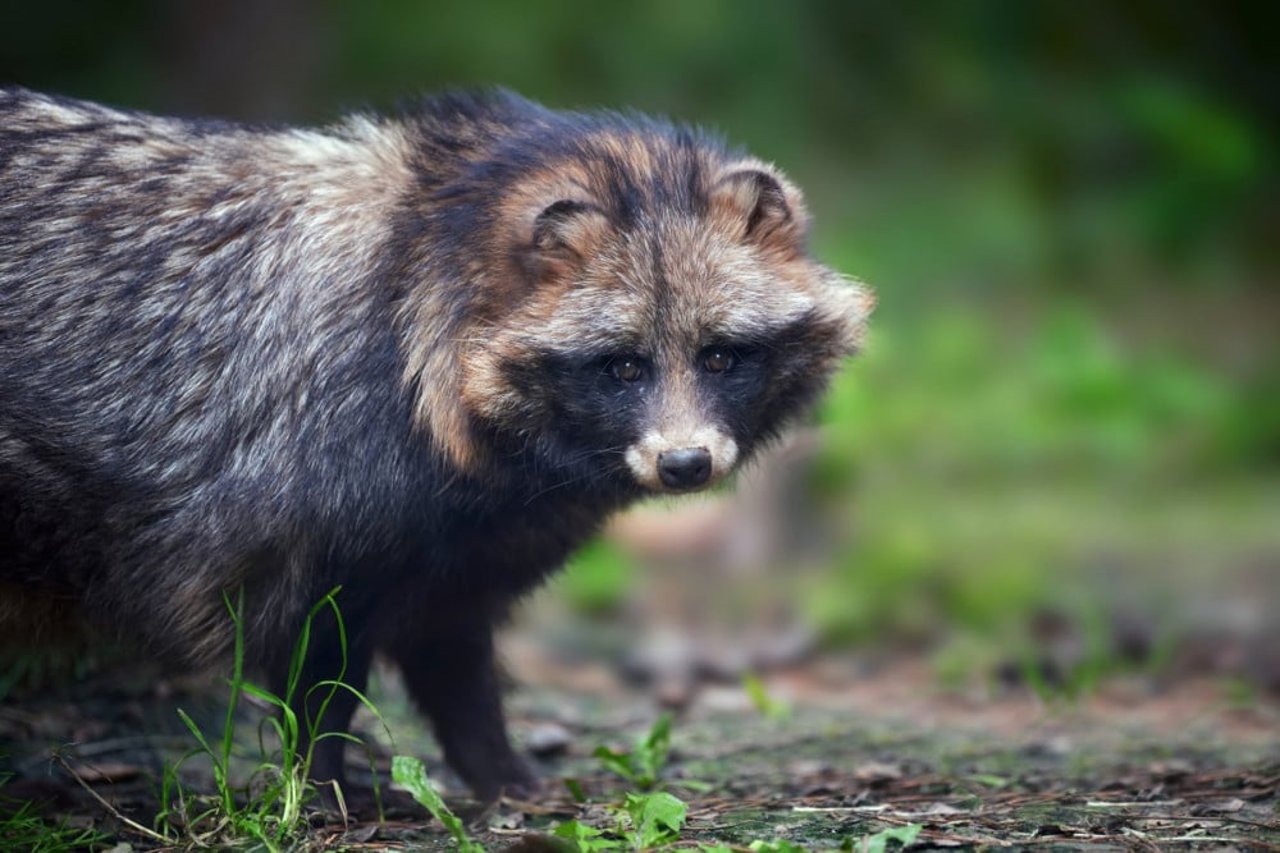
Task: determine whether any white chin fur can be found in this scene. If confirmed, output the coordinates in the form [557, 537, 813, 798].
[625, 428, 739, 491]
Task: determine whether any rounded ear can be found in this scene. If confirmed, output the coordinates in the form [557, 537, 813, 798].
[710, 166, 809, 255]
[530, 199, 610, 257]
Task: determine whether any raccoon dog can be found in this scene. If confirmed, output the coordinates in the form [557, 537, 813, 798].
[0, 87, 872, 800]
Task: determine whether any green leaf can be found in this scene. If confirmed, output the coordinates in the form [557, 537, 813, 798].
[860, 823, 922, 853]
[239, 681, 286, 710]
[749, 840, 809, 853]
[175, 708, 215, 757]
[743, 673, 791, 720]
[593, 745, 638, 784]
[553, 819, 625, 852]
[563, 777, 588, 803]
[391, 755, 484, 853]
[634, 712, 673, 788]
[966, 773, 1010, 789]
[593, 713, 675, 790]
[622, 791, 687, 848]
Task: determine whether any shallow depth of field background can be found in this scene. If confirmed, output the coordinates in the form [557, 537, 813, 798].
[5, 1, 1277, 693]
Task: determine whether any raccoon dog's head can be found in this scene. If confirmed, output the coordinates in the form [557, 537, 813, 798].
[416, 120, 872, 497]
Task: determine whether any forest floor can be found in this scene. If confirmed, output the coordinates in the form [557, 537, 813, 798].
[2, 636, 1277, 851]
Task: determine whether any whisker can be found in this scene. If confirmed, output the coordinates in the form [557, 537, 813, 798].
[521, 445, 629, 505]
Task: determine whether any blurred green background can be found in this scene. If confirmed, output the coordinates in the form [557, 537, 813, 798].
[5, 1, 1277, 690]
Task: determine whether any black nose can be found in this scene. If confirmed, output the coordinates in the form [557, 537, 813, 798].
[657, 447, 713, 490]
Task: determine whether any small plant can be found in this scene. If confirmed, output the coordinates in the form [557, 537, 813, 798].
[592, 712, 673, 790]
[0, 780, 106, 853]
[392, 755, 484, 853]
[554, 716, 687, 852]
[154, 587, 385, 850]
[851, 823, 922, 852]
[743, 673, 791, 721]
[616, 791, 687, 849]
[555, 817, 621, 852]
[553, 791, 687, 852]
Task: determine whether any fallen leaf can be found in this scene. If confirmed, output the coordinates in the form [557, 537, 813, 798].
[1193, 798, 1246, 815]
[852, 761, 902, 783]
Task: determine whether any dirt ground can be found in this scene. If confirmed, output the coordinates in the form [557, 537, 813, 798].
[2, 635, 1277, 851]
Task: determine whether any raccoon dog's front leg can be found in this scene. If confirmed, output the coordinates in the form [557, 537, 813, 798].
[383, 612, 534, 801]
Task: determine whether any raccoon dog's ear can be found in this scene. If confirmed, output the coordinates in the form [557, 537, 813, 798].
[531, 199, 610, 258]
[711, 167, 810, 256]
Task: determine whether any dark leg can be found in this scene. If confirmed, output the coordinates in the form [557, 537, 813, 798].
[383, 616, 533, 801]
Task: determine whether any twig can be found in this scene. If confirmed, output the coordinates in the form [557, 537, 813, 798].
[1131, 813, 1280, 831]
[1147, 838, 1280, 849]
[52, 752, 171, 844]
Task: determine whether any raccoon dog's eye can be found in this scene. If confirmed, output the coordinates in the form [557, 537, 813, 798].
[702, 349, 734, 374]
[610, 358, 645, 383]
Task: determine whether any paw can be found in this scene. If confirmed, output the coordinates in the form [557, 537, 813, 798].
[468, 757, 539, 803]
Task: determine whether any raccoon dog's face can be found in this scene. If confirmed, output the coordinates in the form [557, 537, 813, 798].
[448, 133, 872, 496]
